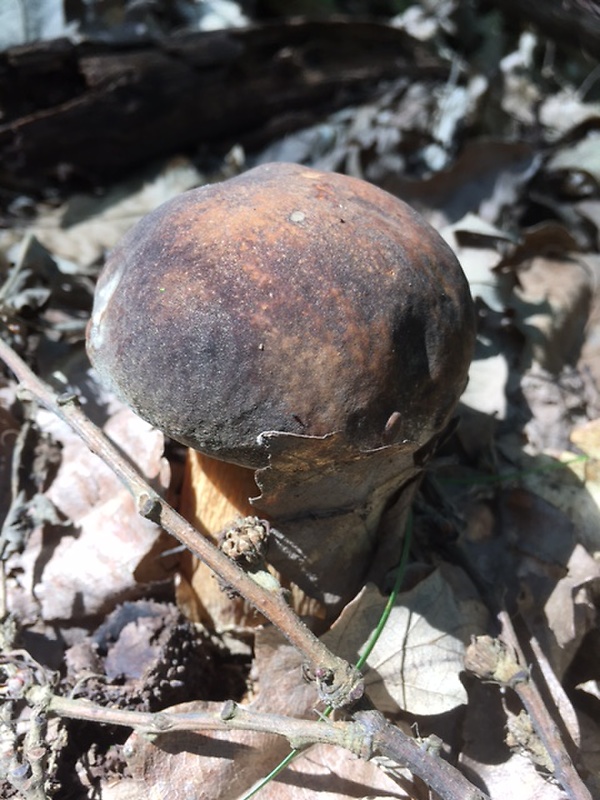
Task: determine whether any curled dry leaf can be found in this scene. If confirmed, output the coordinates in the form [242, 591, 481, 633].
[323, 565, 489, 716]
[381, 139, 537, 225]
[442, 212, 517, 312]
[539, 543, 600, 680]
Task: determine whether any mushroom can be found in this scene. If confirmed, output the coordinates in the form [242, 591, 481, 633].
[86, 162, 476, 624]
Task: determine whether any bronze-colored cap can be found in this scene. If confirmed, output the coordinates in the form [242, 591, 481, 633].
[87, 162, 475, 467]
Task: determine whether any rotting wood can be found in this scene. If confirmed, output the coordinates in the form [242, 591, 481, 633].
[0, 18, 446, 191]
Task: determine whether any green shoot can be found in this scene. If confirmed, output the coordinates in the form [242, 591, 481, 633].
[238, 514, 414, 800]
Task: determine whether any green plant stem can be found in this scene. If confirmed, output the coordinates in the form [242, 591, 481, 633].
[356, 513, 412, 671]
[239, 514, 414, 800]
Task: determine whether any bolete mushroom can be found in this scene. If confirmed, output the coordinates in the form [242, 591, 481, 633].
[87, 162, 475, 624]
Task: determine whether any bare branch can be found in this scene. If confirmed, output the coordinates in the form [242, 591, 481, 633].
[354, 710, 490, 800]
[27, 686, 492, 800]
[465, 627, 592, 800]
[0, 334, 362, 709]
[29, 689, 372, 758]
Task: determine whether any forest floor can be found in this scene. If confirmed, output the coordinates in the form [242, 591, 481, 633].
[1, 2, 599, 799]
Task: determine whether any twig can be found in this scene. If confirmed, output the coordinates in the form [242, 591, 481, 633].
[528, 633, 580, 747]
[0, 655, 49, 799]
[28, 688, 371, 757]
[0, 334, 361, 709]
[26, 687, 491, 800]
[465, 627, 592, 800]
[354, 710, 490, 800]
[21, 696, 49, 800]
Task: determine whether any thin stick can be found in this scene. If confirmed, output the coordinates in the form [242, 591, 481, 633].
[25, 686, 491, 800]
[0, 335, 361, 709]
[465, 627, 592, 800]
[29, 689, 371, 758]
[498, 612, 592, 800]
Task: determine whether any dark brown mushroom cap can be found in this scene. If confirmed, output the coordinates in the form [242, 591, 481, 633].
[87, 162, 475, 467]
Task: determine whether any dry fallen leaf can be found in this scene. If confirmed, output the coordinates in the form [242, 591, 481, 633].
[525, 542, 600, 680]
[0, 158, 204, 267]
[540, 90, 600, 135]
[323, 565, 489, 715]
[119, 627, 408, 800]
[7, 354, 171, 622]
[513, 255, 592, 372]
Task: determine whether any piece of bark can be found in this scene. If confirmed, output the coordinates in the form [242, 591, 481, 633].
[0, 18, 445, 191]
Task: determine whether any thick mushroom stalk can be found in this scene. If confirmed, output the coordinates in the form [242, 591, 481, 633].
[87, 162, 476, 620]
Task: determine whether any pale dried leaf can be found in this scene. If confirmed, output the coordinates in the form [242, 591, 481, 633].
[462, 354, 509, 419]
[238, 744, 412, 800]
[0, 159, 204, 267]
[500, 33, 541, 126]
[514, 255, 592, 372]
[442, 213, 515, 311]
[0, 0, 71, 49]
[324, 566, 489, 715]
[540, 91, 600, 135]
[547, 131, 600, 185]
[462, 750, 568, 800]
[540, 544, 600, 678]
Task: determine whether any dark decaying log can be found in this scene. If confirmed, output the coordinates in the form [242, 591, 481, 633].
[0, 18, 445, 191]
[484, 0, 600, 55]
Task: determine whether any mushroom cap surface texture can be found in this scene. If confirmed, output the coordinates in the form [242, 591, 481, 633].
[87, 162, 476, 467]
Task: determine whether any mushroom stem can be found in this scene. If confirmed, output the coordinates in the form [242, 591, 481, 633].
[182, 451, 258, 531]
[177, 451, 263, 628]
[177, 451, 327, 629]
